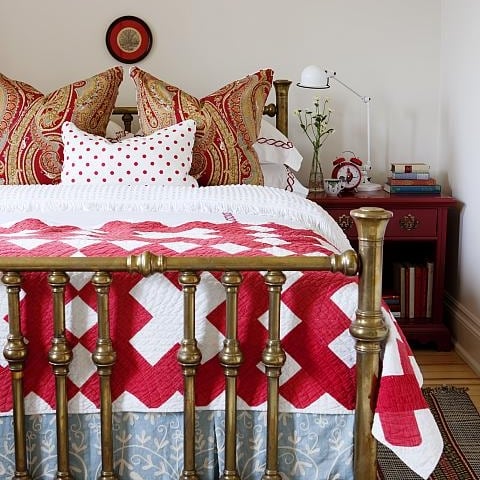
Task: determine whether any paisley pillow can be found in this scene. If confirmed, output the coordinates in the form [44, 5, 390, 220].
[0, 67, 123, 184]
[130, 67, 273, 186]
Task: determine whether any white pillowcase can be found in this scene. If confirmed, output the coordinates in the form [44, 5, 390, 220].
[61, 120, 198, 186]
[261, 163, 308, 197]
[254, 120, 303, 171]
[106, 120, 129, 141]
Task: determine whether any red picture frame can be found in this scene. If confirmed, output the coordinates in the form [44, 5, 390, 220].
[106, 16, 152, 64]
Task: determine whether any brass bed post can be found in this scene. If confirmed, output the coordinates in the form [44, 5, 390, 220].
[273, 80, 291, 137]
[349, 207, 392, 480]
[263, 79, 292, 138]
[219, 271, 244, 480]
[91, 272, 117, 480]
[261, 270, 286, 480]
[2, 272, 31, 480]
[177, 271, 202, 480]
[47, 271, 74, 480]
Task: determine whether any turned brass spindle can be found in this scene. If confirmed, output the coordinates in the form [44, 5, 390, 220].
[261, 271, 286, 480]
[47, 271, 74, 480]
[349, 207, 392, 480]
[177, 271, 202, 480]
[2, 272, 31, 480]
[218, 271, 243, 480]
[91, 272, 117, 480]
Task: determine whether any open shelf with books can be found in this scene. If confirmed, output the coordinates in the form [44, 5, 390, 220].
[383, 245, 435, 320]
[309, 190, 457, 350]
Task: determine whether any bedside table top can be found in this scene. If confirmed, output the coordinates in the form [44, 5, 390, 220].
[308, 190, 457, 208]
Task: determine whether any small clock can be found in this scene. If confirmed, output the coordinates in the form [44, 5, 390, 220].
[331, 155, 363, 191]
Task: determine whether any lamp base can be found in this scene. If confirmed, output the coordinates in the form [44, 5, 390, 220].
[356, 179, 382, 192]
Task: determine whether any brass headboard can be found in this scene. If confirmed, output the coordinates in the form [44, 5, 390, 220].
[112, 79, 292, 138]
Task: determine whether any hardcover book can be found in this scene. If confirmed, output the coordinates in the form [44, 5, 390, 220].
[383, 183, 441, 194]
[408, 264, 415, 319]
[415, 265, 427, 317]
[390, 172, 431, 180]
[387, 178, 436, 186]
[390, 163, 430, 173]
[426, 261, 434, 318]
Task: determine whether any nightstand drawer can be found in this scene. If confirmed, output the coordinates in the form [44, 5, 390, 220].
[388, 209, 437, 237]
[328, 208, 437, 238]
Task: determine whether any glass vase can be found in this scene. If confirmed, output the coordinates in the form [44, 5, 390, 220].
[308, 149, 324, 193]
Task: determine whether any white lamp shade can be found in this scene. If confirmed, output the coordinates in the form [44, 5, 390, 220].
[298, 65, 329, 89]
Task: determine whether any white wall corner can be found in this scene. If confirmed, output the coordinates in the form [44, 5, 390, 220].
[445, 293, 480, 376]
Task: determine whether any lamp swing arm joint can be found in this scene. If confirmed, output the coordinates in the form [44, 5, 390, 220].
[327, 71, 371, 104]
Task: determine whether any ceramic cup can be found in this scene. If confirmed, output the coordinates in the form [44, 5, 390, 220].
[324, 178, 345, 196]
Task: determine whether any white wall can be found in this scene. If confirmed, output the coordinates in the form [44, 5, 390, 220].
[0, 0, 441, 186]
[441, 0, 480, 371]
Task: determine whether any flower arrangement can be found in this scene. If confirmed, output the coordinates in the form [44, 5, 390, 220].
[294, 97, 334, 192]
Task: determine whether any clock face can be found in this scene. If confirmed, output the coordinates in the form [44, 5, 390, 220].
[332, 162, 362, 190]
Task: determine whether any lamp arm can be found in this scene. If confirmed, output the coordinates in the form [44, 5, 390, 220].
[329, 73, 371, 104]
[328, 72, 371, 168]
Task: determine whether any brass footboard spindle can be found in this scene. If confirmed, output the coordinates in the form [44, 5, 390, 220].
[91, 272, 117, 480]
[177, 271, 202, 480]
[349, 207, 392, 480]
[261, 271, 286, 480]
[218, 271, 243, 480]
[2, 272, 31, 480]
[47, 272, 74, 479]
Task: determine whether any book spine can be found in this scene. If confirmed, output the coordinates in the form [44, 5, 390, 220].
[408, 265, 415, 319]
[390, 163, 430, 173]
[426, 261, 434, 318]
[415, 265, 427, 317]
[384, 184, 441, 194]
[387, 178, 436, 186]
[400, 265, 406, 318]
[390, 172, 431, 180]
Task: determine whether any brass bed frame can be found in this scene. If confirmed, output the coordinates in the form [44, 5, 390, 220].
[1, 79, 393, 480]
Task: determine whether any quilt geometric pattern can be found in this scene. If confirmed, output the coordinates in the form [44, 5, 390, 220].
[0, 217, 353, 412]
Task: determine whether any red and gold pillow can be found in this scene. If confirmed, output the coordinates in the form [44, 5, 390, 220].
[0, 67, 123, 184]
[130, 67, 273, 186]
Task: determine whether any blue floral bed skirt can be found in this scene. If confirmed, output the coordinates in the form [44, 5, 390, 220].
[0, 411, 354, 479]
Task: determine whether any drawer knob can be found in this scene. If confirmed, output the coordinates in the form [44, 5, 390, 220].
[399, 213, 419, 231]
[337, 214, 354, 231]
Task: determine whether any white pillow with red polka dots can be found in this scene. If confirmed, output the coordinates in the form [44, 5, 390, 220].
[60, 120, 198, 186]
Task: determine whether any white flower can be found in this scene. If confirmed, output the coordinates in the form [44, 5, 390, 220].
[295, 97, 334, 153]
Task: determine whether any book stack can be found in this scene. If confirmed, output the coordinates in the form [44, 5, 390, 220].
[389, 261, 435, 319]
[384, 163, 441, 194]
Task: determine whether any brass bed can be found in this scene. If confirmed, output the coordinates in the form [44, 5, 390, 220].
[0, 210, 389, 480]
[0, 77, 440, 480]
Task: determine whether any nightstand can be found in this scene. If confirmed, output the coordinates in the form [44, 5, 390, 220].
[309, 190, 457, 350]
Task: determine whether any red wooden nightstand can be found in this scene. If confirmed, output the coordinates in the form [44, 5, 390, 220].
[309, 190, 457, 350]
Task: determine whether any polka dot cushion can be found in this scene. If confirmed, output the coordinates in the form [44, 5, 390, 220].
[61, 120, 198, 187]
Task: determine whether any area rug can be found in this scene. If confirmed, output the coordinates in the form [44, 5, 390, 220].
[377, 386, 480, 479]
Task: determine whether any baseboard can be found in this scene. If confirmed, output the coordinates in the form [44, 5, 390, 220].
[445, 292, 480, 376]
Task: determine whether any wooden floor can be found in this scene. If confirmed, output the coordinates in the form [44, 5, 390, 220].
[414, 348, 480, 411]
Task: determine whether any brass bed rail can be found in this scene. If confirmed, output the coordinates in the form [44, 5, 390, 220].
[0, 207, 391, 480]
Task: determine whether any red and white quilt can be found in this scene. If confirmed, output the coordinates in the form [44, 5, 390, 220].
[0, 184, 442, 478]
